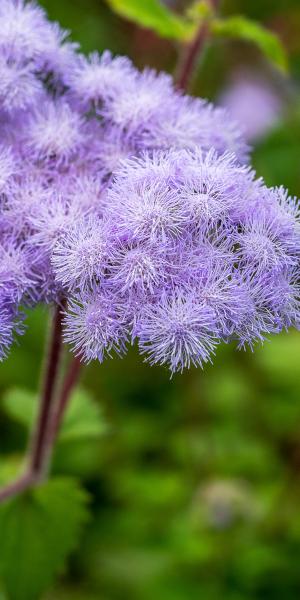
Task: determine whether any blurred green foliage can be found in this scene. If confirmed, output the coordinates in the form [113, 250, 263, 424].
[0, 479, 89, 600]
[1, 0, 300, 598]
[104, 0, 198, 41]
[212, 15, 288, 72]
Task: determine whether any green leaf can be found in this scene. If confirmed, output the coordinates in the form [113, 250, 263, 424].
[212, 16, 288, 72]
[1, 387, 106, 443]
[0, 478, 89, 600]
[2, 389, 35, 429]
[58, 389, 106, 443]
[105, 0, 198, 41]
[0, 456, 24, 487]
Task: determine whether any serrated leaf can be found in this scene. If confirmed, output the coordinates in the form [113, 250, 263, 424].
[0, 478, 89, 600]
[105, 0, 198, 41]
[212, 16, 288, 72]
[1, 387, 106, 443]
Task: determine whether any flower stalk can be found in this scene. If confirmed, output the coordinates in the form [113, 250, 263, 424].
[43, 355, 82, 456]
[0, 304, 81, 504]
[175, 0, 220, 91]
[28, 303, 64, 478]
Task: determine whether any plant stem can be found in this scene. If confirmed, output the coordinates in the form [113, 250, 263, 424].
[29, 303, 64, 477]
[175, 21, 209, 91]
[175, 0, 219, 91]
[44, 356, 82, 451]
[0, 473, 36, 504]
[0, 303, 64, 504]
[0, 353, 82, 504]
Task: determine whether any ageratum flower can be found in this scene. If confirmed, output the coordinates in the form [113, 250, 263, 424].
[137, 290, 219, 372]
[0, 0, 299, 373]
[0, 303, 15, 361]
[86, 148, 298, 372]
[63, 288, 127, 363]
[0, 299, 24, 361]
[51, 216, 109, 291]
[65, 51, 135, 111]
[24, 100, 87, 166]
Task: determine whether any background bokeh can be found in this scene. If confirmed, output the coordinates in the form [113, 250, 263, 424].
[1, 1, 300, 598]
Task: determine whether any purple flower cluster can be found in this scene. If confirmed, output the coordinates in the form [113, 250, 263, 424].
[0, 1, 299, 372]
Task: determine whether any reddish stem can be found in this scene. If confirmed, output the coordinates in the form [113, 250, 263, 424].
[29, 303, 64, 476]
[45, 355, 82, 449]
[0, 303, 64, 504]
[0, 354, 82, 504]
[175, 0, 220, 92]
[0, 472, 36, 503]
[175, 21, 210, 91]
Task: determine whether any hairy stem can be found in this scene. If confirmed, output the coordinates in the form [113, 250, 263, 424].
[175, 0, 219, 91]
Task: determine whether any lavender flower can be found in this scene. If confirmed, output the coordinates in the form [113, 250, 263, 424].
[109, 242, 168, 297]
[0, 303, 15, 361]
[0, 0, 298, 372]
[0, 0, 62, 60]
[0, 299, 23, 362]
[96, 148, 298, 371]
[137, 290, 219, 373]
[0, 145, 17, 191]
[66, 51, 135, 111]
[63, 289, 127, 363]
[28, 192, 86, 253]
[0, 239, 35, 303]
[0, 56, 44, 114]
[51, 216, 109, 291]
[24, 100, 86, 166]
[145, 95, 250, 163]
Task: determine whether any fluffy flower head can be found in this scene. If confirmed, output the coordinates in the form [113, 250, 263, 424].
[0, 0, 298, 373]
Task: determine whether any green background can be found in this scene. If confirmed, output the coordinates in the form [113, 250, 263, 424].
[1, 1, 300, 598]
